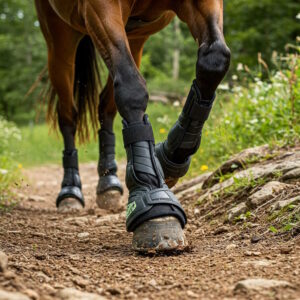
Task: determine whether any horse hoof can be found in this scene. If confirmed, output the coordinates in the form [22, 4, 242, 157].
[96, 190, 123, 211]
[57, 198, 83, 213]
[132, 217, 188, 253]
[165, 177, 179, 189]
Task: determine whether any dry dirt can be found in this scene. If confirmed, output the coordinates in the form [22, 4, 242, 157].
[0, 147, 299, 300]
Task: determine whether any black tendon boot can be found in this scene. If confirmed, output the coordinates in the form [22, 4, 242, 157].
[96, 129, 123, 210]
[123, 115, 187, 251]
[56, 149, 84, 212]
[156, 80, 215, 187]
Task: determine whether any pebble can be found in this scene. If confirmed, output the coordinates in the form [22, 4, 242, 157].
[24, 289, 39, 300]
[250, 235, 262, 243]
[228, 202, 247, 222]
[244, 251, 261, 257]
[77, 232, 90, 239]
[234, 278, 293, 292]
[226, 243, 237, 250]
[0, 251, 8, 272]
[280, 247, 293, 254]
[186, 290, 199, 298]
[56, 288, 106, 300]
[28, 195, 46, 202]
[214, 226, 229, 235]
[0, 290, 30, 300]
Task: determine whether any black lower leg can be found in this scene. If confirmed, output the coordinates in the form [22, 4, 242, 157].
[56, 119, 84, 207]
[156, 80, 214, 181]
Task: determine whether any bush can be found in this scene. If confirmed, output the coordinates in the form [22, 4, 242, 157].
[0, 116, 22, 208]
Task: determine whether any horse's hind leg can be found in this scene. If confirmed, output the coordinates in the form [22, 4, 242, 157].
[96, 38, 147, 211]
[36, 1, 84, 212]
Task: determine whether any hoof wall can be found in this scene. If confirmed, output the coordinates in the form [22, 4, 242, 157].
[57, 198, 83, 213]
[132, 217, 187, 253]
[96, 190, 123, 212]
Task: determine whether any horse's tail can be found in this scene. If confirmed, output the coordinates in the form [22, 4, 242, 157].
[46, 35, 102, 143]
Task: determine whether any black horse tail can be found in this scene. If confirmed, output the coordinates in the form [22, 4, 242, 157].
[46, 35, 102, 143]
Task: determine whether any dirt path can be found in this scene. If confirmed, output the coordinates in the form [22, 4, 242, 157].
[0, 149, 299, 300]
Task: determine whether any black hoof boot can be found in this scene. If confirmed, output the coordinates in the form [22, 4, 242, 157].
[156, 80, 215, 188]
[56, 149, 84, 213]
[123, 115, 187, 252]
[96, 129, 123, 211]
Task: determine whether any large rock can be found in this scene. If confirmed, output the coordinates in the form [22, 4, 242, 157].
[0, 290, 30, 300]
[271, 195, 300, 212]
[56, 288, 106, 300]
[234, 278, 293, 292]
[247, 181, 290, 208]
[0, 251, 8, 272]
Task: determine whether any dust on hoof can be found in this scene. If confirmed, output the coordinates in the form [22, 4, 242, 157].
[57, 198, 83, 213]
[96, 190, 123, 212]
[165, 177, 179, 189]
[132, 217, 188, 253]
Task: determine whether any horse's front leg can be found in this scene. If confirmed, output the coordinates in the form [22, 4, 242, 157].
[84, 1, 187, 251]
[156, 1, 231, 187]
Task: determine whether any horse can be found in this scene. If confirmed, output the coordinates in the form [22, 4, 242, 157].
[34, 0, 231, 252]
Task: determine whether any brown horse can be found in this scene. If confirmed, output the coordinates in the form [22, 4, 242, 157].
[34, 0, 230, 252]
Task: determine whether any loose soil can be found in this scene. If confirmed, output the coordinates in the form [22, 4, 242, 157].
[0, 148, 299, 300]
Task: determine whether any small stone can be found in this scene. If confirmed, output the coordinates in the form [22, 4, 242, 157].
[280, 247, 293, 254]
[186, 290, 198, 298]
[56, 288, 106, 300]
[282, 167, 300, 180]
[28, 195, 46, 202]
[242, 260, 273, 267]
[234, 278, 293, 292]
[0, 251, 8, 272]
[72, 277, 90, 288]
[271, 195, 300, 212]
[244, 251, 261, 257]
[4, 271, 16, 279]
[41, 284, 56, 295]
[148, 279, 157, 287]
[251, 235, 261, 243]
[77, 232, 90, 239]
[0, 290, 30, 300]
[95, 214, 119, 225]
[194, 208, 200, 215]
[34, 254, 46, 260]
[228, 202, 247, 222]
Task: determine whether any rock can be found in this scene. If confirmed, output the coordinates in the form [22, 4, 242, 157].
[106, 287, 121, 295]
[0, 251, 8, 272]
[250, 235, 262, 243]
[56, 288, 106, 300]
[41, 284, 56, 295]
[228, 202, 247, 222]
[242, 260, 273, 267]
[186, 290, 199, 298]
[65, 217, 89, 226]
[280, 247, 293, 254]
[244, 251, 261, 257]
[234, 278, 293, 292]
[214, 226, 229, 235]
[282, 167, 300, 180]
[72, 277, 90, 288]
[226, 243, 237, 250]
[28, 195, 46, 202]
[271, 195, 300, 212]
[247, 181, 289, 208]
[0, 290, 30, 300]
[77, 232, 90, 239]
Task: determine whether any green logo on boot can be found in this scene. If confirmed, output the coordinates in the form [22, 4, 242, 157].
[126, 201, 136, 219]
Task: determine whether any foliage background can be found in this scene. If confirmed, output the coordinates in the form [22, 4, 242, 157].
[0, 0, 299, 195]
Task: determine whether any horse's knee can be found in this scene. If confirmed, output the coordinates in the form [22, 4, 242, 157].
[196, 40, 231, 97]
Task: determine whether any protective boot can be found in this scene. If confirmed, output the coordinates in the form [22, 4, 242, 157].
[156, 80, 215, 187]
[123, 115, 187, 252]
[96, 129, 123, 211]
[56, 149, 84, 212]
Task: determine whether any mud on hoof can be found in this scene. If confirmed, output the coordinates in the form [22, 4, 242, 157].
[132, 217, 187, 252]
[57, 198, 83, 213]
[96, 190, 123, 211]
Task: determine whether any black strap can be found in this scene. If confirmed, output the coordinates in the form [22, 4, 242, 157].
[63, 150, 78, 169]
[123, 123, 154, 147]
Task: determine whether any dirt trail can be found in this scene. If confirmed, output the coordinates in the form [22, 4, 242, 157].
[0, 146, 299, 300]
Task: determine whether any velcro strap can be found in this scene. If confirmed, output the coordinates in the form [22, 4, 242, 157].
[63, 151, 78, 169]
[123, 124, 154, 147]
[188, 101, 212, 122]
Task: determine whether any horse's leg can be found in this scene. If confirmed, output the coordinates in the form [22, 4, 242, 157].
[36, 1, 84, 212]
[156, 1, 231, 187]
[84, 2, 187, 251]
[96, 38, 147, 211]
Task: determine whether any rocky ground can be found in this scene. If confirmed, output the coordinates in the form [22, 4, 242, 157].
[0, 144, 299, 300]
